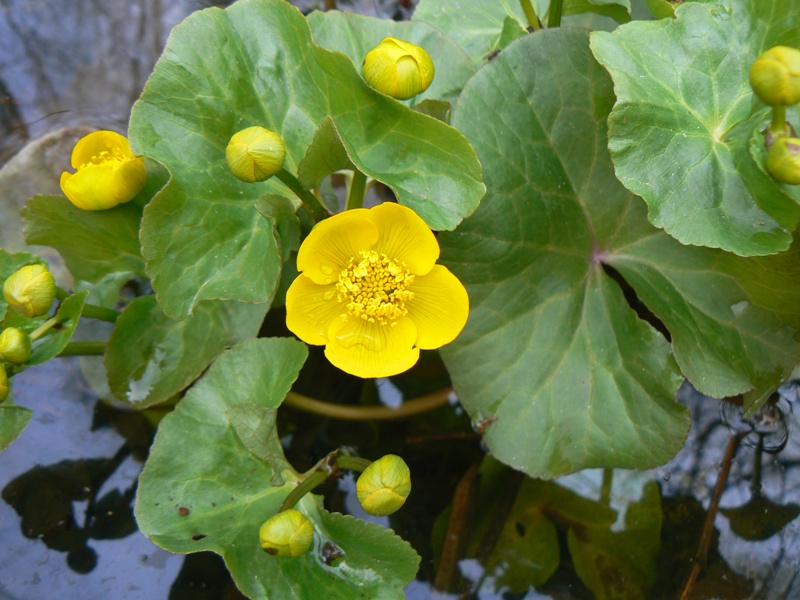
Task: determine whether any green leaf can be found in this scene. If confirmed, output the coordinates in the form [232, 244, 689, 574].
[297, 118, 355, 191]
[104, 295, 267, 408]
[494, 16, 528, 53]
[561, 0, 631, 24]
[568, 481, 661, 600]
[28, 290, 88, 365]
[130, 0, 484, 320]
[227, 403, 288, 486]
[412, 99, 453, 124]
[590, 0, 800, 256]
[644, 0, 675, 19]
[22, 196, 146, 283]
[441, 29, 690, 478]
[307, 10, 476, 107]
[0, 395, 32, 452]
[255, 195, 301, 262]
[135, 338, 419, 598]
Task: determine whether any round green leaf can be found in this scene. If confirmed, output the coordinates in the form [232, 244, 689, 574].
[104, 295, 267, 408]
[0, 394, 32, 453]
[590, 0, 800, 256]
[307, 10, 475, 107]
[441, 29, 691, 478]
[130, 0, 484, 320]
[135, 338, 419, 598]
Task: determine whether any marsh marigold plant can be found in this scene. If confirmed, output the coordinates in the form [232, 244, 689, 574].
[60, 130, 147, 210]
[286, 202, 468, 378]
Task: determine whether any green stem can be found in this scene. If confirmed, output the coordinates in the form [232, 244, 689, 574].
[55, 287, 69, 302]
[346, 169, 368, 211]
[81, 304, 120, 323]
[275, 169, 329, 222]
[283, 387, 452, 420]
[335, 455, 372, 473]
[280, 470, 327, 512]
[548, 0, 563, 27]
[29, 317, 59, 342]
[600, 468, 613, 507]
[519, 0, 541, 30]
[56, 341, 106, 357]
[770, 105, 788, 136]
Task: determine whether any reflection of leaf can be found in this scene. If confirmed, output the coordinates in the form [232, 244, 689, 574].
[722, 496, 800, 542]
[568, 482, 661, 600]
[104, 295, 267, 408]
[590, 0, 800, 256]
[130, 0, 484, 320]
[89, 488, 138, 540]
[135, 338, 419, 598]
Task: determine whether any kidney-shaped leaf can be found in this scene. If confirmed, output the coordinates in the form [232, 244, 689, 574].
[130, 0, 484, 320]
[135, 338, 419, 598]
[590, 0, 800, 256]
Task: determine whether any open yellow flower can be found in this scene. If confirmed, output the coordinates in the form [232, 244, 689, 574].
[286, 203, 468, 378]
[60, 130, 147, 210]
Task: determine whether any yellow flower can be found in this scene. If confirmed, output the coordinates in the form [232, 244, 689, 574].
[767, 136, 800, 184]
[362, 37, 435, 100]
[59, 130, 147, 210]
[286, 202, 469, 378]
[0, 327, 31, 365]
[3, 264, 56, 318]
[0, 368, 8, 402]
[226, 126, 286, 183]
[750, 46, 800, 106]
[356, 454, 411, 517]
[258, 509, 314, 558]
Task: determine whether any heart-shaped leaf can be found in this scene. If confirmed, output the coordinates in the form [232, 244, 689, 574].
[104, 295, 267, 408]
[28, 290, 87, 366]
[590, 0, 800, 256]
[130, 0, 484, 320]
[441, 28, 800, 478]
[135, 338, 420, 598]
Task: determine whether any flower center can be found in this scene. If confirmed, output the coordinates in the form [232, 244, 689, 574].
[80, 147, 128, 169]
[336, 250, 414, 325]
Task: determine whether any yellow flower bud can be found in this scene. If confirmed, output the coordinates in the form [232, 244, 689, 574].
[0, 368, 8, 402]
[258, 508, 314, 557]
[226, 126, 286, 183]
[750, 46, 800, 106]
[59, 130, 147, 211]
[3, 264, 56, 318]
[356, 454, 411, 517]
[767, 136, 800, 185]
[0, 328, 32, 365]
[362, 37, 435, 100]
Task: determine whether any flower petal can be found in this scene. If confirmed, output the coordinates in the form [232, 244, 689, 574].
[406, 265, 469, 350]
[60, 165, 120, 210]
[285, 275, 343, 345]
[369, 203, 439, 275]
[71, 130, 133, 169]
[112, 157, 148, 203]
[325, 314, 419, 378]
[297, 209, 378, 285]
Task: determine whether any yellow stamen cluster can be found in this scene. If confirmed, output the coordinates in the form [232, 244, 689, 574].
[336, 250, 414, 325]
[82, 147, 127, 169]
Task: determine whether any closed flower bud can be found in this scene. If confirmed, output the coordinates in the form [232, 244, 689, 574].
[258, 508, 314, 557]
[767, 136, 800, 184]
[0, 328, 32, 364]
[362, 37, 434, 100]
[356, 454, 411, 517]
[750, 46, 800, 106]
[226, 126, 286, 183]
[0, 368, 8, 402]
[60, 130, 147, 210]
[3, 264, 56, 318]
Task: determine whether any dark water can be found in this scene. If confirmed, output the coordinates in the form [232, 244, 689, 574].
[1, 2, 799, 599]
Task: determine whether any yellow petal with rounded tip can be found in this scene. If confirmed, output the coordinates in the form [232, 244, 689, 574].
[113, 156, 147, 203]
[285, 275, 343, 345]
[61, 164, 120, 210]
[297, 209, 378, 285]
[325, 314, 419, 378]
[369, 203, 439, 275]
[71, 130, 133, 169]
[0, 368, 8, 402]
[406, 265, 469, 349]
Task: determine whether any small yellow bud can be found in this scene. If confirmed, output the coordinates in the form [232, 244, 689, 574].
[767, 136, 800, 185]
[59, 130, 147, 210]
[258, 508, 314, 557]
[3, 264, 56, 318]
[362, 37, 435, 100]
[356, 454, 411, 517]
[750, 46, 800, 106]
[0, 328, 32, 365]
[0, 368, 8, 402]
[226, 126, 286, 183]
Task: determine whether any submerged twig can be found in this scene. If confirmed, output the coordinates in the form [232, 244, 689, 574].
[283, 386, 452, 420]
